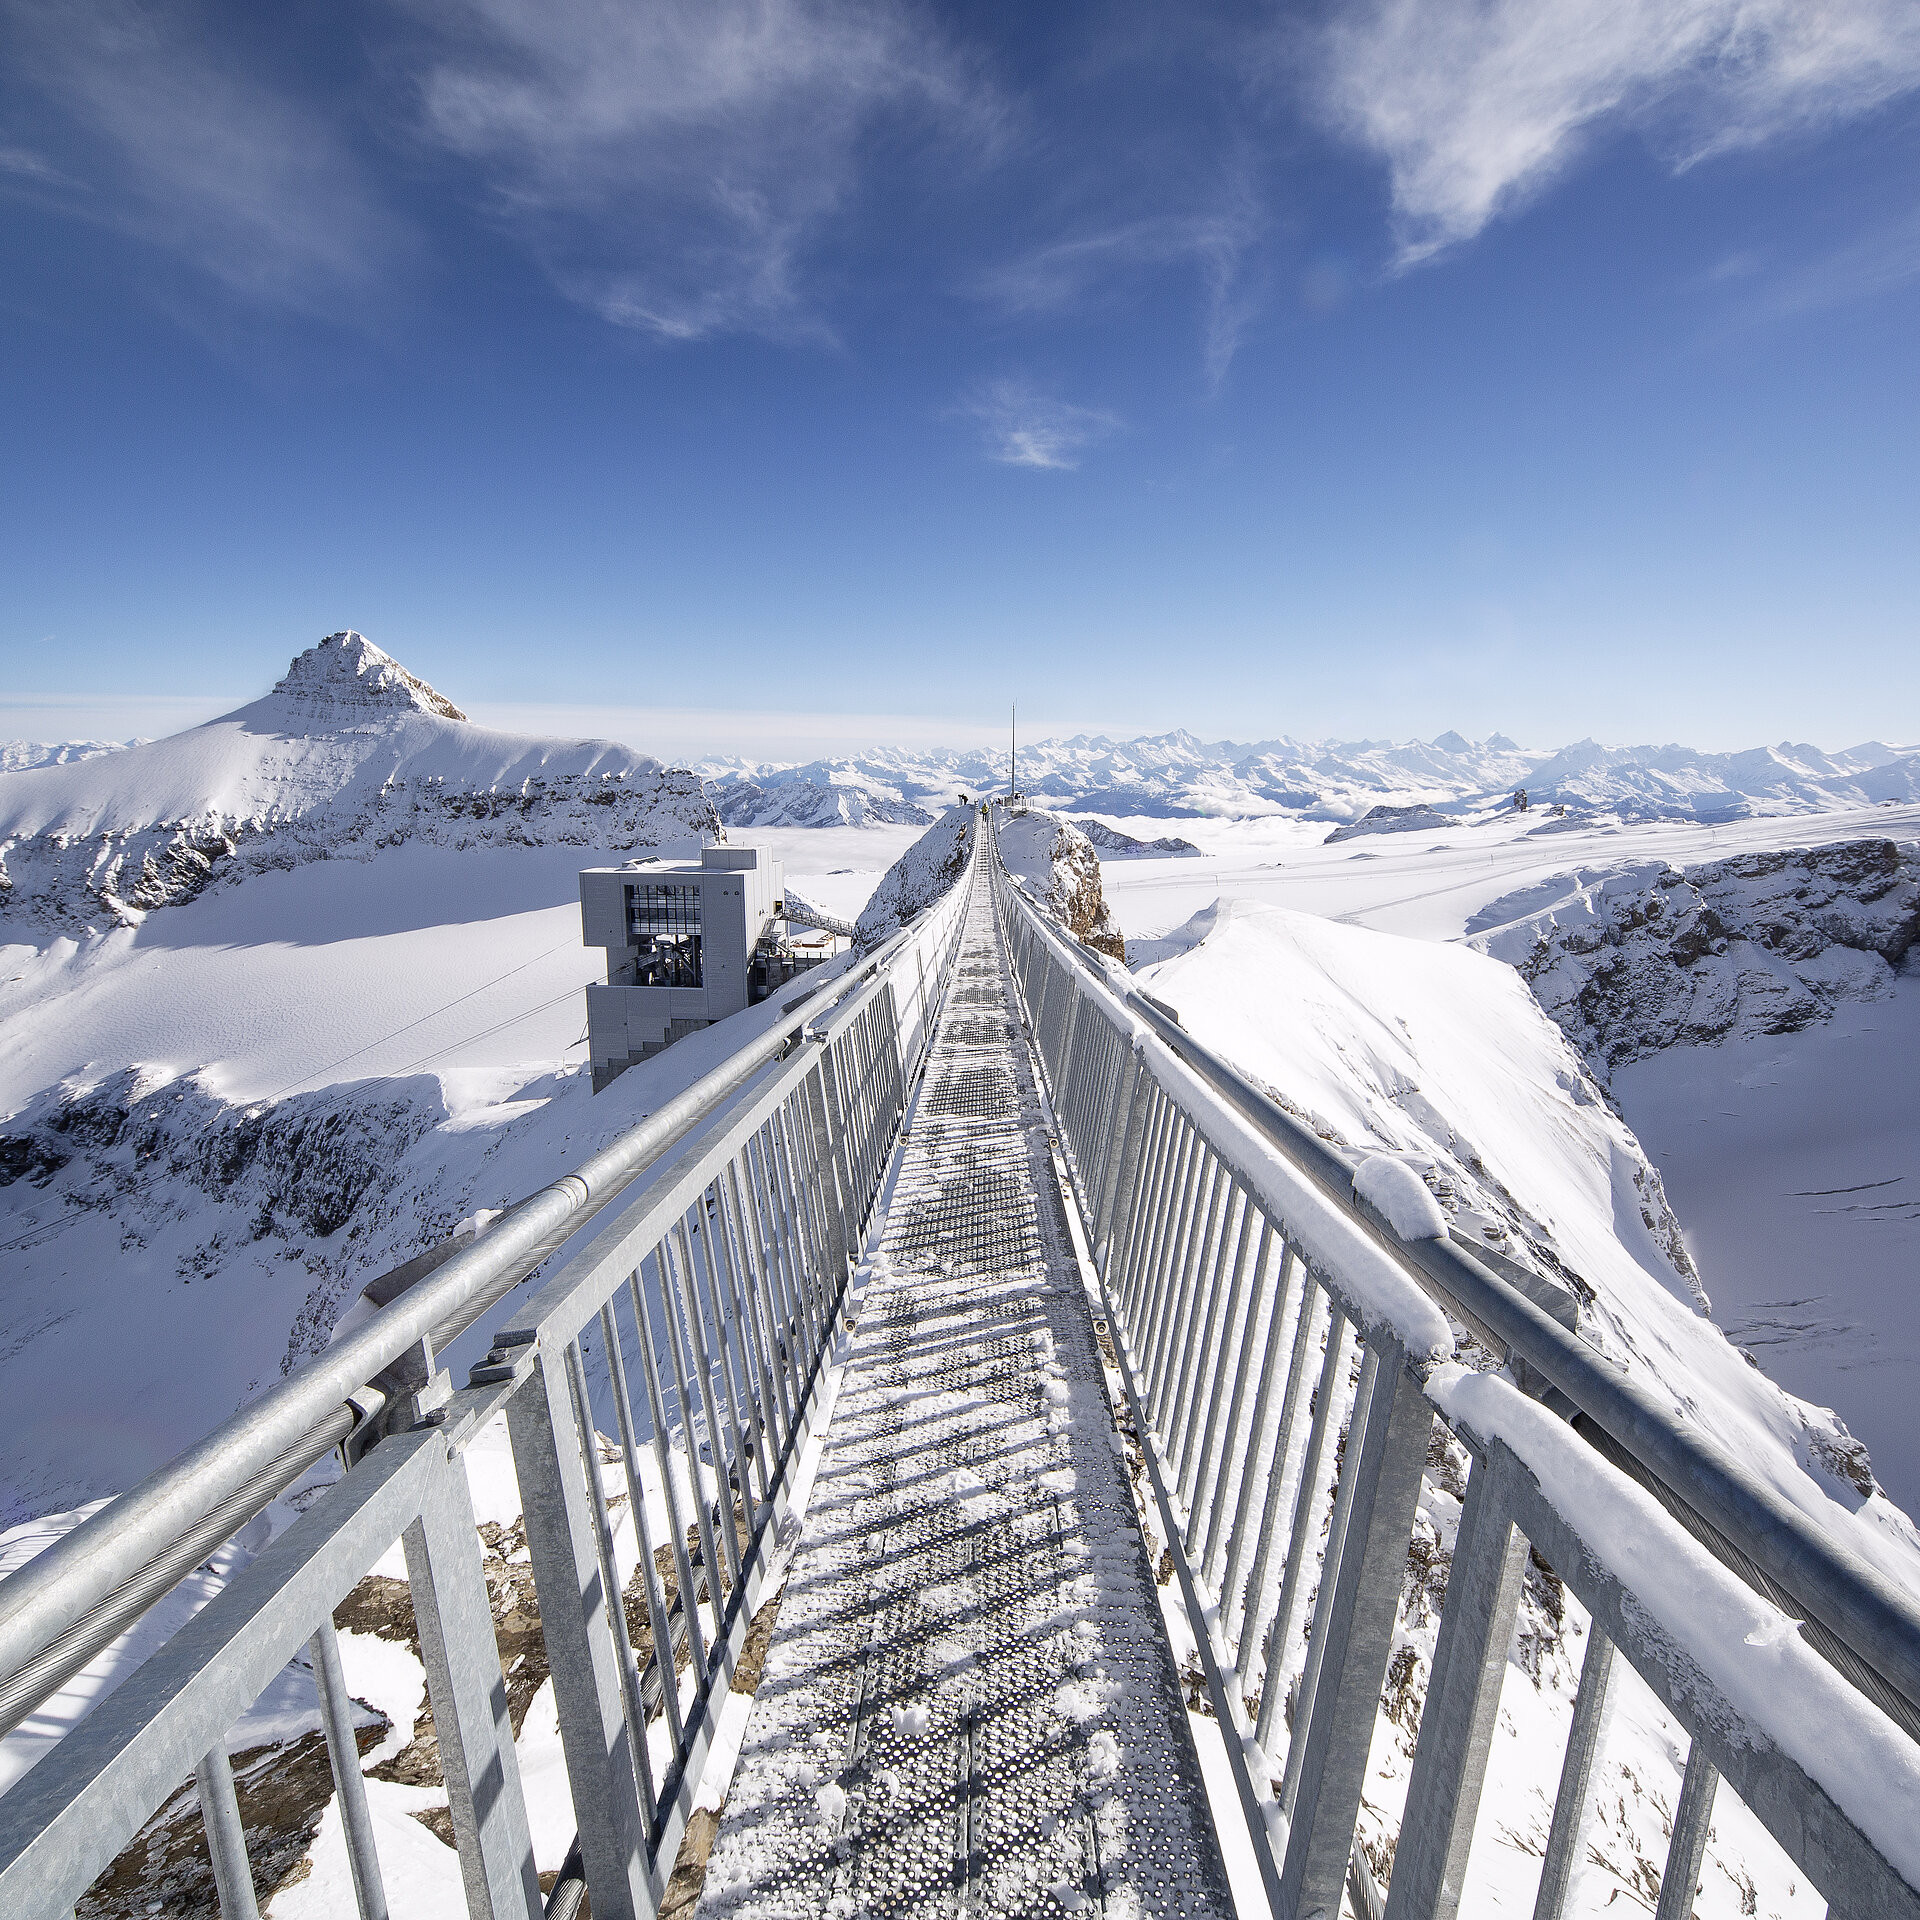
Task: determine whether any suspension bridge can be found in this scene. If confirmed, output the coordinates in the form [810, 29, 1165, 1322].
[1, 815, 1916, 1920]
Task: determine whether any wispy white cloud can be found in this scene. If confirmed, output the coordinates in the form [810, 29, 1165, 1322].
[963, 379, 1121, 470]
[3, 0, 407, 313]
[0, 144, 81, 189]
[1318, 0, 1920, 265]
[400, 0, 999, 342]
[978, 170, 1264, 387]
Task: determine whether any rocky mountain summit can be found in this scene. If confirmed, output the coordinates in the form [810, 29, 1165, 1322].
[0, 632, 718, 929]
[1469, 838, 1920, 1070]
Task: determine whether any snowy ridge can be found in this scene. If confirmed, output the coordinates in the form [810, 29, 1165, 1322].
[0, 741, 136, 775]
[0, 633, 718, 927]
[1469, 837, 1920, 1069]
[853, 806, 976, 951]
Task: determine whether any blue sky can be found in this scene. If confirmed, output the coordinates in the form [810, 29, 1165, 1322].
[3, 0, 1918, 758]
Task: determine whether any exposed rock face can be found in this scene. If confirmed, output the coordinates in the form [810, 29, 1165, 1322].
[0, 633, 720, 929]
[1323, 802, 1452, 844]
[1469, 839, 1920, 1070]
[853, 806, 975, 952]
[273, 630, 468, 720]
[994, 806, 1127, 961]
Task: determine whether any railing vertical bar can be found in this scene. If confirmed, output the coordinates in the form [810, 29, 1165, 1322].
[1183, 1187, 1258, 1519]
[1198, 1216, 1278, 1584]
[1135, 1118, 1199, 1398]
[685, 1203, 765, 1530]
[1245, 1292, 1346, 1708]
[1653, 1745, 1720, 1920]
[1278, 1337, 1383, 1807]
[1383, 1455, 1529, 1920]
[1277, 1347, 1434, 1920]
[503, 1345, 644, 1920]
[1228, 1256, 1324, 1661]
[661, 1222, 740, 1608]
[1114, 1087, 1172, 1322]
[602, 1296, 687, 1753]
[309, 1618, 390, 1920]
[726, 1159, 797, 1451]
[195, 1745, 262, 1920]
[714, 1172, 785, 1496]
[783, 1096, 837, 1341]
[746, 1130, 812, 1422]
[1168, 1174, 1242, 1486]
[774, 1099, 832, 1335]
[700, 1183, 769, 1512]
[564, 1338, 659, 1830]
[412, 1426, 544, 1918]
[1532, 1627, 1617, 1920]
[1150, 1150, 1224, 1440]
[628, 1262, 711, 1681]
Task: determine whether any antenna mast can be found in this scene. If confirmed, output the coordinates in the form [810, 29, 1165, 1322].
[1009, 703, 1016, 802]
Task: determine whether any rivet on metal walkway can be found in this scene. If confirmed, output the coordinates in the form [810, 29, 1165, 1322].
[696, 878, 1233, 1918]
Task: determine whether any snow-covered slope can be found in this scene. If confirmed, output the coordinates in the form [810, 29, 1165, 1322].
[1132, 896, 1920, 1588]
[0, 632, 718, 928]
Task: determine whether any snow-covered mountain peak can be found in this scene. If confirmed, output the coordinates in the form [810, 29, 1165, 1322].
[268, 631, 467, 725]
[0, 634, 717, 928]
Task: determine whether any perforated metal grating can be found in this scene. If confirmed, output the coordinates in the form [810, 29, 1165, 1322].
[697, 880, 1232, 1920]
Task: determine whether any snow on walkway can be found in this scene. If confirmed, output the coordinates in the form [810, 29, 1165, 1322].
[697, 881, 1232, 1919]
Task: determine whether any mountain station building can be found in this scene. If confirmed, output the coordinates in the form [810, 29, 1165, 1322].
[579, 845, 836, 1090]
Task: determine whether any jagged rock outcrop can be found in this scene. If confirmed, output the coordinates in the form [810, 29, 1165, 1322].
[995, 806, 1127, 961]
[1469, 838, 1920, 1070]
[853, 806, 975, 952]
[0, 633, 720, 929]
[1323, 802, 1452, 844]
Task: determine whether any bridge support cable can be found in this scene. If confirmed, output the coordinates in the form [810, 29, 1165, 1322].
[990, 814, 1920, 1920]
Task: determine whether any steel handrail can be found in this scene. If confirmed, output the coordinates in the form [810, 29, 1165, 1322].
[0, 924, 918, 1704]
[991, 836, 1920, 1735]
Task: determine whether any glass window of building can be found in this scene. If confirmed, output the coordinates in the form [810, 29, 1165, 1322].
[625, 882, 704, 988]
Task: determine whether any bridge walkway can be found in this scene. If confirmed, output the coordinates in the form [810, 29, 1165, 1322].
[695, 875, 1233, 1920]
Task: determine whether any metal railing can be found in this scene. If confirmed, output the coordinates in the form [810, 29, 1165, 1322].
[990, 820, 1920, 1920]
[0, 828, 975, 1920]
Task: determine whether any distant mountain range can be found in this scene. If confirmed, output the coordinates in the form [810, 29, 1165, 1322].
[699, 729, 1920, 828]
[12, 702, 1919, 845]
